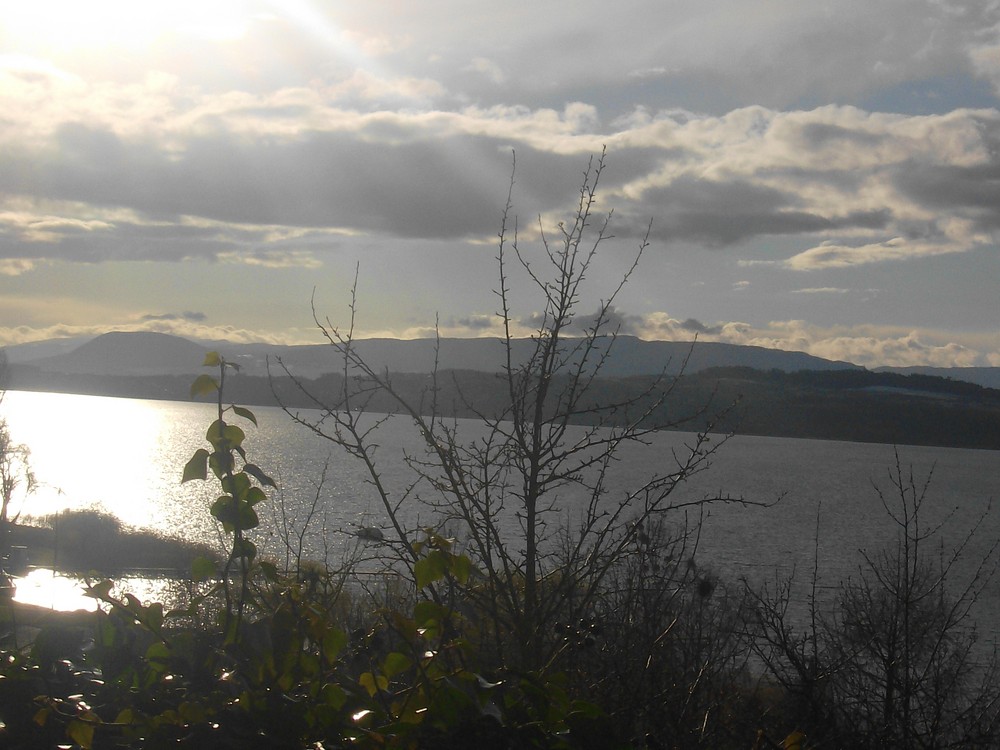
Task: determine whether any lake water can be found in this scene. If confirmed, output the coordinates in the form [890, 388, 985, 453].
[3, 389, 1000, 632]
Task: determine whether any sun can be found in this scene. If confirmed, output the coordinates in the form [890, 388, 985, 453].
[2, 0, 257, 53]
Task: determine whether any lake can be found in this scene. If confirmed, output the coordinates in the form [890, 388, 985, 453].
[3, 389, 1000, 630]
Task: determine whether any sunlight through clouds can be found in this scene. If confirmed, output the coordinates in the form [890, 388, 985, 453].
[0, 1, 996, 366]
[3, 0, 257, 50]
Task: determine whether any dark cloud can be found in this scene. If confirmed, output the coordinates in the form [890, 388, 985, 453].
[3, 124, 658, 248]
[679, 318, 723, 335]
[893, 160, 1000, 231]
[517, 305, 646, 336]
[797, 122, 887, 149]
[633, 176, 891, 245]
[454, 314, 495, 329]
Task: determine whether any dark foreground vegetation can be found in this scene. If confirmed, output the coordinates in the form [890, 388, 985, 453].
[1, 373, 997, 748]
[7, 511, 220, 574]
[2, 153, 998, 748]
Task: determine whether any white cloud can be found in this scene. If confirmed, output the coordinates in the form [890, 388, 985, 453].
[791, 287, 850, 294]
[0, 259, 42, 276]
[219, 249, 323, 269]
[465, 57, 505, 85]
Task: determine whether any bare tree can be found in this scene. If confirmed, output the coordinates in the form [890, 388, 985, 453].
[0, 350, 35, 557]
[273, 150, 740, 669]
[749, 452, 1000, 748]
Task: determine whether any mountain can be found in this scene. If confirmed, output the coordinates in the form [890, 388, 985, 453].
[5, 332, 998, 450]
[3, 335, 97, 363]
[12, 331, 861, 380]
[5, 331, 997, 390]
[28, 331, 210, 377]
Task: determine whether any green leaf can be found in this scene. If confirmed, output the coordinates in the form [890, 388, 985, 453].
[210, 495, 233, 525]
[223, 424, 246, 448]
[190, 373, 219, 398]
[323, 628, 348, 662]
[245, 486, 268, 507]
[383, 651, 412, 678]
[210, 496, 258, 531]
[146, 641, 170, 667]
[67, 719, 95, 749]
[223, 472, 252, 500]
[146, 601, 164, 631]
[244, 463, 277, 488]
[203, 351, 222, 367]
[232, 537, 257, 560]
[231, 405, 258, 426]
[209, 450, 233, 478]
[182, 449, 209, 483]
[191, 556, 216, 582]
[413, 600, 446, 628]
[85, 579, 114, 601]
[206, 420, 246, 449]
[322, 683, 347, 710]
[259, 559, 279, 582]
[206, 419, 225, 444]
[414, 550, 448, 590]
[451, 553, 472, 585]
[359, 671, 388, 697]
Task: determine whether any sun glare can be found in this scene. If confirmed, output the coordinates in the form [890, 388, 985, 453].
[3, 0, 256, 52]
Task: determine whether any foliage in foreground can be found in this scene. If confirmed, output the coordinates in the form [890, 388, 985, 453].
[3, 358, 996, 749]
[1, 355, 630, 749]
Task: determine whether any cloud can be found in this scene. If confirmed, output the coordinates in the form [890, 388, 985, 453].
[3, 51, 1000, 273]
[453, 313, 496, 330]
[615, 313, 999, 368]
[218, 250, 323, 269]
[791, 287, 850, 294]
[0, 319, 313, 348]
[465, 58, 505, 85]
[782, 237, 973, 270]
[140, 311, 207, 322]
[0, 259, 43, 276]
[678, 318, 724, 335]
[0, 3, 997, 362]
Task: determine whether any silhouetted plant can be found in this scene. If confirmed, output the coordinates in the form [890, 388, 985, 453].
[273, 150, 746, 676]
[749, 452, 1000, 748]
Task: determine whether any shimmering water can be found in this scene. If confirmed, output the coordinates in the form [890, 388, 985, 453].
[3, 390, 999, 624]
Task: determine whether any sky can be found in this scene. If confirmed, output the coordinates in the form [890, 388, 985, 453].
[1, 0, 999, 368]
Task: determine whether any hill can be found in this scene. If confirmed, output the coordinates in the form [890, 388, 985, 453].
[28, 331, 210, 377]
[875, 365, 1000, 390]
[10, 331, 860, 379]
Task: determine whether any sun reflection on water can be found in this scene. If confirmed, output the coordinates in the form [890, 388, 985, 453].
[12, 568, 196, 613]
[12, 568, 97, 612]
[2, 391, 212, 533]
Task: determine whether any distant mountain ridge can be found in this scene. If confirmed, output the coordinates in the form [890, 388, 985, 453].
[27, 332, 211, 377]
[4, 331, 999, 389]
[5, 332, 999, 450]
[10, 331, 861, 379]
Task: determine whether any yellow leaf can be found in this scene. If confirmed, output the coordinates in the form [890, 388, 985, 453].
[190, 373, 219, 398]
[783, 730, 806, 749]
[67, 719, 95, 749]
